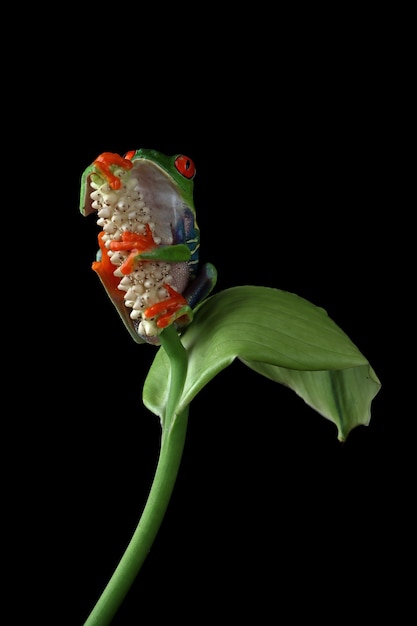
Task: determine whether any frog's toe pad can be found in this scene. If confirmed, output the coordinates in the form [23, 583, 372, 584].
[157, 304, 193, 329]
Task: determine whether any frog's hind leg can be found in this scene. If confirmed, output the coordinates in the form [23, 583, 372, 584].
[183, 262, 218, 308]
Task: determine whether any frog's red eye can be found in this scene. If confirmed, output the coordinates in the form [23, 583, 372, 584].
[174, 155, 196, 179]
[124, 150, 136, 161]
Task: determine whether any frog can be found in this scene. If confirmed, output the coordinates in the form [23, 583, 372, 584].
[79, 148, 217, 345]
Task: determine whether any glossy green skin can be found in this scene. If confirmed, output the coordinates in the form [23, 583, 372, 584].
[80, 148, 217, 343]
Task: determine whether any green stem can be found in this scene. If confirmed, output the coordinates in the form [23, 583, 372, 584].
[83, 325, 189, 626]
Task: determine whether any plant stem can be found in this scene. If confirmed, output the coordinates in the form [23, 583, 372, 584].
[83, 326, 189, 626]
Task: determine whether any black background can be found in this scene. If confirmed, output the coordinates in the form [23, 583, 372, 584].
[15, 20, 413, 626]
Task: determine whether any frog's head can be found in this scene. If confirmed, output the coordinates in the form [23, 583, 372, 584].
[80, 148, 196, 219]
[79, 149, 202, 344]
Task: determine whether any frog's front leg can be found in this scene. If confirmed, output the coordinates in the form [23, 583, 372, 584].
[109, 225, 157, 275]
[110, 227, 191, 273]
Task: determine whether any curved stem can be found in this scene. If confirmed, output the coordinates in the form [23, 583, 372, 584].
[158, 323, 188, 429]
[83, 326, 189, 626]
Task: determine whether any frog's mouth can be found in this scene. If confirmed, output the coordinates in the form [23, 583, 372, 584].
[81, 156, 192, 343]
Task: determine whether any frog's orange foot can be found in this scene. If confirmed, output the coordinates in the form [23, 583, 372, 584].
[144, 284, 193, 329]
[93, 152, 133, 190]
[109, 225, 157, 275]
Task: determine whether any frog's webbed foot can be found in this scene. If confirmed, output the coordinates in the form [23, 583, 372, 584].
[144, 284, 193, 329]
[109, 225, 157, 275]
[93, 152, 133, 190]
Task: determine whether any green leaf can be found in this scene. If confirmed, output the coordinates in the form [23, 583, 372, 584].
[143, 286, 381, 440]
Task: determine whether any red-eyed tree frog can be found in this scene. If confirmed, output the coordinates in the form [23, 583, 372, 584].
[80, 149, 217, 344]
